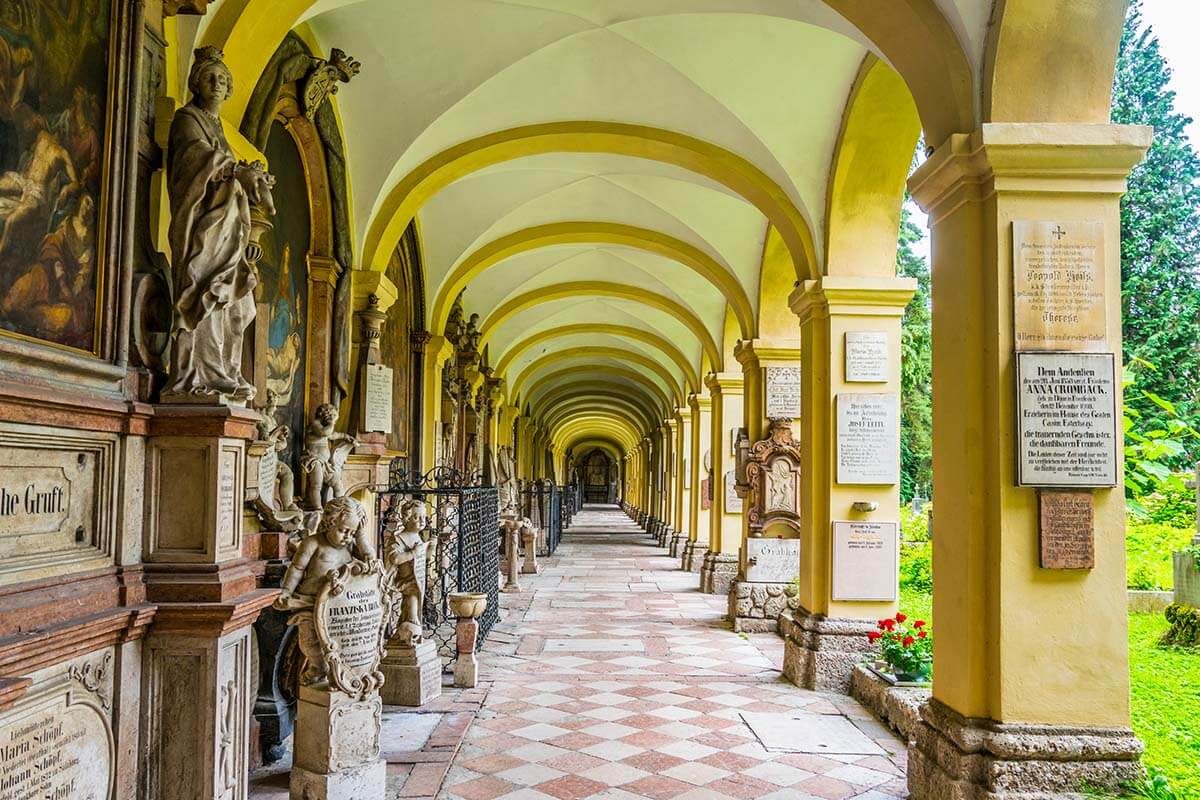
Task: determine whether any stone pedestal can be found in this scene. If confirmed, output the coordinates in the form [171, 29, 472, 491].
[698, 551, 738, 595]
[521, 528, 539, 574]
[657, 525, 671, 547]
[907, 698, 1142, 799]
[454, 618, 479, 688]
[728, 580, 790, 633]
[668, 531, 687, 558]
[379, 640, 442, 707]
[780, 608, 876, 694]
[290, 686, 386, 799]
[680, 540, 706, 573]
[502, 528, 521, 592]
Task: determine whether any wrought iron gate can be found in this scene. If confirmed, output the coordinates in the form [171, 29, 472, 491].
[377, 461, 499, 666]
[521, 480, 562, 556]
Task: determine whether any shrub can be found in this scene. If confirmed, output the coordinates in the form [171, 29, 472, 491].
[1126, 524, 1195, 590]
[900, 541, 932, 594]
[900, 504, 930, 542]
[1139, 480, 1197, 529]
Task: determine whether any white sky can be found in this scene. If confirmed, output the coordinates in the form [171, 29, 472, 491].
[908, 1, 1198, 262]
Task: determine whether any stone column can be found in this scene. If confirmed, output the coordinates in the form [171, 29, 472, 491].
[305, 255, 342, 414]
[669, 408, 691, 557]
[420, 336, 456, 472]
[142, 406, 278, 800]
[681, 392, 712, 572]
[661, 417, 680, 547]
[700, 373, 743, 594]
[501, 524, 521, 593]
[903, 124, 1149, 797]
[521, 525, 539, 574]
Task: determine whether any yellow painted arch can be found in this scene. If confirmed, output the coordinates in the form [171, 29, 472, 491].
[496, 323, 700, 393]
[553, 418, 641, 451]
[527, 368, 673, 420]
[480, 281, 721, 370]
[362, 122, 817, 281]
[431, 222, 754, 337]
[512, 347, 684, 406]
[551, 412, 647, 445]
[533, 385, 662, 431]
[547, 409, 651, 446]
[566, 439, 625, 463]
[545, 398, 657, 435]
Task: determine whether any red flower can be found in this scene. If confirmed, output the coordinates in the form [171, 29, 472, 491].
[903, 636, 915, 647]
[877, 619, 888, 629]
[883, 618, 896, 630]
[895, 612, 907, 623]
[917, 630, 927, 639]
[913, 620, 926, 629]
[867, 631, 881, 642]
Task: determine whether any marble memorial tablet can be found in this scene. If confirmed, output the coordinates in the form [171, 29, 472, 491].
[1016, 352, 1117, 487]
[1038, 490, 1095, 569]
[316, 560, 387, 698]
[845, 331, 889, 382]
[745, 537, 800, 583]
[1012, 220, 1107, 351]
[0, 687, 114, 800]
[836, 394, 899, 485]
[256, 446, 278, 509]
[832, 521, 898, 601]
[724, 470, 743, 513]
[362, 363, 394, 433]
[765, 366, 801, 418]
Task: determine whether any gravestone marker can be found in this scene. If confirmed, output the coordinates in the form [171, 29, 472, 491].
[745, 537, 800, 583]
[362, 363, 393, 433]
[832, 520, 898, 601]
[844, 331, 889, 382]
[765, 366, 801, 418]
[315, 561, 387, 698]
[0, 690, 114, 800]
[1012, 220, 1107, 351]
[724, 470, 743, 513]
[1038, 490, 1095, 569]
[836, 394, 899, 485]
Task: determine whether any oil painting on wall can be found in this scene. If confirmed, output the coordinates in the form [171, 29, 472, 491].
[258, 121, 310, 471]
[381, 223, 416, 455]
[0, 0, 111, 352]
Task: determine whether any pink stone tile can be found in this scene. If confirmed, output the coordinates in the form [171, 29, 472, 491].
[446, 775, 517, 800]
[622, 775, 697, 800]
[532, 774, 610, 800]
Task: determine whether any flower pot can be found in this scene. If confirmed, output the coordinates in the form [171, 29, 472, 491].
[892, 659, 932, 683]
[448, 592, 488, 619]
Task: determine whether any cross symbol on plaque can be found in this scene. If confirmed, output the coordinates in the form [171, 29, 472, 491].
[1051, 225, 1067, 240]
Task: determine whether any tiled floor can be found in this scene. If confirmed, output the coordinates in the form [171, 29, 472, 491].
[442, 505, 908, 800]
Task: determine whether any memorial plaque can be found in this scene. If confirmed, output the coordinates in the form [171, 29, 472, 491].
[256, 446, 278, 509]
[1016, 352, 1117, 487]
[0, 466, 70, 536]
[832, 521, 898, 601]
[836, 394, 899, 485]
[362, 363, 394, 433]
[724, 470, 743, 513]
[844, 331, 889, 382]
[700, 478, 711, 510]
[0, 688, 114, 799]
[745, 537, 800, 583]
[1012, 220, 1107, 351]
[316, 560, 387, 699]
[765, 366, 801, 418]
[216, 447, 239, 548]
[1038, 490, 1095, 569]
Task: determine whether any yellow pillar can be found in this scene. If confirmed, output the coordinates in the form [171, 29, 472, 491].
[421, 336, 456, 474]
[683, 392, 712, 571]
[662, 416, 680, 545]
[670, 408, 692, 557]
[700, 373, 744, 593]
[783, 276, 913, 692]
[904, 123, 1149, 795]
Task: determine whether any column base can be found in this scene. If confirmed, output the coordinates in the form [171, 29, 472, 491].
[657, 525, 671, 548]
[698, 552, 738, 595]
[907, 698, 1143, 800]
[668, 532, 687, 558]
[291, 759, 386, 799]
[680, 540, 706, 572]
[728, 580, 789, 632]
[780, 608, 876, 693]
[379, 640, 442, 707]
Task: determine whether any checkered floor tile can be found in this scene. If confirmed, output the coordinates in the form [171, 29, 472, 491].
[441, 505, 908, 800]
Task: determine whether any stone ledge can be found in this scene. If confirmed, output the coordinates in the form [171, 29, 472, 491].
[850, 663, 928, 742]
[728, 581, 789, 631]
[781, 608, 877, 694]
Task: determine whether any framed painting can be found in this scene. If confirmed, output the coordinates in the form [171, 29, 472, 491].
[0, 0, 117, 355]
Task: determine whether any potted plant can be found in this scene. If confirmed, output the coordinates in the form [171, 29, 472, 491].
[867, 613, 932, 683]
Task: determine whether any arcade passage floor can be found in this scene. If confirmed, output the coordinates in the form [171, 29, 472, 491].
[442, 505, 908, 800]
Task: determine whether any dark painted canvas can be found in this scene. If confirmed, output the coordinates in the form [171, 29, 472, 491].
[381, 223, 416, 455]
[0, 0, 111, 352]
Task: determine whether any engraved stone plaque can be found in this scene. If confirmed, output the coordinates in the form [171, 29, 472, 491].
[0, 466, 70, 536]
[0, 687, 114, 799]
[256, 445, 278, 510]
[362, 363, 393, 433]
[216, 446, 240, 550]
[1016, 352, 1117, 487]
[832, 520, 899, 601]
[316, 559, 387, 699]
[1012, 220, 1107, 351]
[724, 470, 743, 513]
[836, 394, 899, 485]
[845, 331, 889, 382]
[765, 366, 801, 418]
[745, 537, 800, 583]
[1038, 490, 1094, 569]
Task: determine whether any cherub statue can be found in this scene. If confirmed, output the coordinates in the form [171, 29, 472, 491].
[272, 496, 374, 685]
[464, 313, 481, 351]
[254, 390, 301, 520]
[383, 498, 428, 646]
[300, 403, 357, 510]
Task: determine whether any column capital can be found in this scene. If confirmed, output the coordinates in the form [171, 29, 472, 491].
[307, 253, 342, 287]
[789, 276, 915, 325]
[351, 269, 399, 313]
[909, 123, 1152, 221]
[704, 371, 744, 394]
[665, 417, 679, 432]
[734, 338, 801, 368]
[688, 393, 712, 413]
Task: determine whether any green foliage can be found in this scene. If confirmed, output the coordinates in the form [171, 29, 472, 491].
[1161, 604, 1200, 649]
[869, 613, 932, 677]
[900, 541, 932, 595]
[1124, 360, 1200, 517]
[1128, 613, 1200, 796]
[1084, 769, 1184, 800]
[900, 504, 930, 541]
[897, 200, 932, 502]
[1113, 3, 1200, 466]
[1126, 524, 1194, 590]
[1139, 480, 1197, 529]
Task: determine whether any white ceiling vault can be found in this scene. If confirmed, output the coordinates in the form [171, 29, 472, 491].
[209, 0, 995, 456]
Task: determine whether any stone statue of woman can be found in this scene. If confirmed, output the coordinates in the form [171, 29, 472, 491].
[163, 46, 275, 404]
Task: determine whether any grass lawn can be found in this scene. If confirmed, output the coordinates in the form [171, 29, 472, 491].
[894, 592, 1200, 797]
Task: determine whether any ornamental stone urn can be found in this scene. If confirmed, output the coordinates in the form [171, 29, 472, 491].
[449, 592, 487, 688]
[449, 592, 488, 619]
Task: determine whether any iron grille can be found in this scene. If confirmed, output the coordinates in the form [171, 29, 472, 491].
[378, 461, 499, 667]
